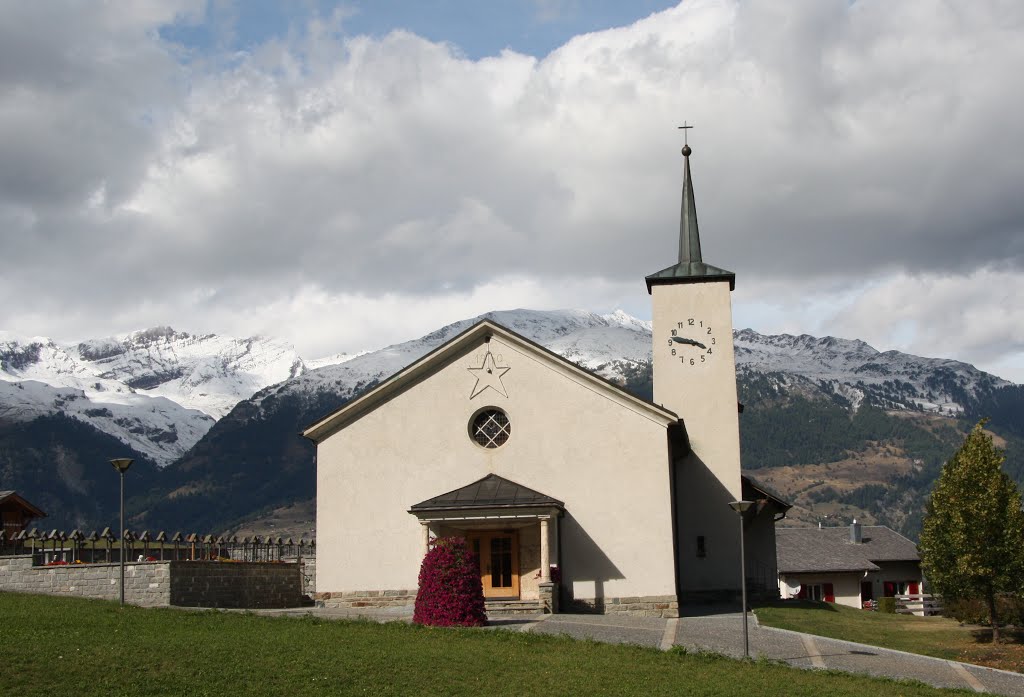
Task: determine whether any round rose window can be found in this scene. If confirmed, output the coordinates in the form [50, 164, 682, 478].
[470, 409, 511, 448]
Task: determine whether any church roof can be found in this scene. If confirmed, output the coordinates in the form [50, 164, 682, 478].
[646, 144, 735, 292]
[742, 475, 791, 511]
[0, 491, 47, 519]
[776, 525, 919, 574]
[409, 474, 564, 512]
[301, 319, 679, 443]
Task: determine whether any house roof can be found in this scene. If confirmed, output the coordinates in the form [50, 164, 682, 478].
[301, 319, 680, 443]
[409, 474, 564, 512]
[0, 491, 47, 519]
[776, 525, 919, 574]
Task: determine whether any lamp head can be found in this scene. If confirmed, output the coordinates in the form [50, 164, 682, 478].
[110, 458, 134, 474]
[728, 500, 754, 514]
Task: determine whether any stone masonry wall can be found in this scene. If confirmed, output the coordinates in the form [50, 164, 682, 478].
[0, 555, 171, 605]
[314, 589, 416, 609]
[565, 594, 679, 618]
[0, 555, 302, 608]
[169, 561, 302, 608]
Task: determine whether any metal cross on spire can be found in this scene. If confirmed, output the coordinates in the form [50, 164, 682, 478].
[677, 121, 694, 146]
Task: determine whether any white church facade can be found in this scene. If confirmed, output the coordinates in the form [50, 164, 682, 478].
[304, 143, 788, 616]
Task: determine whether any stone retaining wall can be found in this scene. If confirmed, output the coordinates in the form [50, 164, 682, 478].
[0, 554, 302, 608]
[169, 561, 302, 608]
[565, 594, 679, 618]
[314, 589, 416, 609]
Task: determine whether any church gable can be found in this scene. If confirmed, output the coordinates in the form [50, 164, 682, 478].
[312, 319, 682, 602]
[303, 319, 677, 444]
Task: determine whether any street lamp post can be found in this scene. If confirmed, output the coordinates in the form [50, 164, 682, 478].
[728, 499, 754, 658]
[110, 458, 134, 606]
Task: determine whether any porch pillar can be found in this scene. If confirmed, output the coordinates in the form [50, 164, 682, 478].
[420, 521, 431, 555]
[539, 516, 550, 582]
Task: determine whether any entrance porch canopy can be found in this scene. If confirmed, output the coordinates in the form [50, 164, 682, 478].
[409, 474, 563, 583]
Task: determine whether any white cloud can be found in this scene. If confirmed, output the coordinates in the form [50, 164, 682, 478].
[1, 0, 1022, 383]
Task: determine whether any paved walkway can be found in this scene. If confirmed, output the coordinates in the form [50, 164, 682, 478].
[248, 605, 1024, 696]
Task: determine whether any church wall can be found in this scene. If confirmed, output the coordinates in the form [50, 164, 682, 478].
[653, 281, 745, 594]
[652, 282, 742, 499]
[674, 453, 744, 594]
[745, 508, 780, 593]
[315, 335, 678, 608]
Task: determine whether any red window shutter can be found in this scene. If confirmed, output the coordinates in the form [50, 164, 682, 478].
[797, 584, 807, 600]
[908, 581, 919, 594]
[824, 583, 835, 603]
[883, 582, 895, 597]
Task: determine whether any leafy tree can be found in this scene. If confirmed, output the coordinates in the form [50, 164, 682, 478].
[919, 421, 1024, 642]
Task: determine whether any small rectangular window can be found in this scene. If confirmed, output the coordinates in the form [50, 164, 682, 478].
[696, 536, 706, 558]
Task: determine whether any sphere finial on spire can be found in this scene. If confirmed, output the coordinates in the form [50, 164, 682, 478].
[678, 121, 694, 157]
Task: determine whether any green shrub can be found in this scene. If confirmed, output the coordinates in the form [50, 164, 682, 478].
[945, 595, 1024, 626]
[877, 597, 896, 614]
[413, 536, 486, 627]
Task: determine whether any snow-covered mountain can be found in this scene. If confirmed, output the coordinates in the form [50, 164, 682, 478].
[733, 329, 1012, 414]
[0, 327, 309, 465]
[248, 308, 1012, 422]
[1, 310, 1015, 469]
[248, 309, 655, 413]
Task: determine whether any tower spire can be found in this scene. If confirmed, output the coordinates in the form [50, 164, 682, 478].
[678, 140, 702, 266]
[645, 126, 734, 293]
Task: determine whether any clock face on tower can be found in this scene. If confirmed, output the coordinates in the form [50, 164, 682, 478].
[666, 317, 717, 366]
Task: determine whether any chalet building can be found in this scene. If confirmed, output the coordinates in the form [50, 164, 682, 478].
[776, 521, 923, 609]
[305, 143, 789, 614]
[0, 490, 47, 548]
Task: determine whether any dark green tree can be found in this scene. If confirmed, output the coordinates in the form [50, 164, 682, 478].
[919, 421, 1024, 642]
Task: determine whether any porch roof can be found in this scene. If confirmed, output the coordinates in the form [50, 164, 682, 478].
[409, 474, 564, 513]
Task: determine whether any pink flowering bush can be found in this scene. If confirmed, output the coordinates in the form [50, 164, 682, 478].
[413, 536, 486, 627]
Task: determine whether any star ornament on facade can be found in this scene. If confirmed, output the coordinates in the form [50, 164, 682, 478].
[468, 351, 511, 399]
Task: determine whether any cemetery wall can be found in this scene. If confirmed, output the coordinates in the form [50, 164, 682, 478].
[0, 555, 302, 608]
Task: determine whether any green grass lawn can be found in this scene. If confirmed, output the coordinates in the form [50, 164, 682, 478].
[0, 593, 974, 697]
[755, 600, 1024, 673]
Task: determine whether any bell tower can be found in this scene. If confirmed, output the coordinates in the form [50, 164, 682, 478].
[647, 136, 743, 593]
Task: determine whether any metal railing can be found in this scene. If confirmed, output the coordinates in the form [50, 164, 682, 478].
[0, 528, 315, 565]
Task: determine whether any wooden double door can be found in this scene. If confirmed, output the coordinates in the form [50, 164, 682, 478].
[467, 530, 520, 599]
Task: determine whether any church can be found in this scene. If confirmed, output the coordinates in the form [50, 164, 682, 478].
[303, 142, 788, 616]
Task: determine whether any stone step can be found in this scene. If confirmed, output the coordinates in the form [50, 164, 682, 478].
[485, 598, 545, 616]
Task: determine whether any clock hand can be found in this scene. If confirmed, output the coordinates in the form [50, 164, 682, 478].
[671, 336, 707, 350]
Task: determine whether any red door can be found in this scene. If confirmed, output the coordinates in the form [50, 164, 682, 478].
[823, 583, 835, 603]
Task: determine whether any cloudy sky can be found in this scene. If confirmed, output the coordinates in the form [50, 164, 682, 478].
[1, 0, 1022, 382]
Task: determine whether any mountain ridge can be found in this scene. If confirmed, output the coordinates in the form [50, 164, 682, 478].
[2, 309, 1020, 536]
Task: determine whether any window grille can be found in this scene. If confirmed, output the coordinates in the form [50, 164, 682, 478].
[471, 409, 511, 448]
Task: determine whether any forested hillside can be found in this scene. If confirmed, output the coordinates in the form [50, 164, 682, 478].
[622, 360, 1022, 539]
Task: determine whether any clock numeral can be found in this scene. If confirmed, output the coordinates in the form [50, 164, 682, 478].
[707, 326, 712, 334]
[700, 355, 705, 363]
[671, 329, 677, 336]
[667, 338, 673, 346]
[699, 320, 703, 327]
[711, 337, 716, 345]
[677, 322, 685, 329]
[671, 348, 676, 356]
[687, 318, 695, 326]
[689, 358, 695, 366]
[707, 347, 712, 355]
